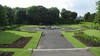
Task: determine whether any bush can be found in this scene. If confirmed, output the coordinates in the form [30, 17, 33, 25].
[80, 22, 100, 29]
[10, 24, 20, 30]
[0, 26, 10, 31]
[74, 19, 84, 24]
[74, 31, 100, 46]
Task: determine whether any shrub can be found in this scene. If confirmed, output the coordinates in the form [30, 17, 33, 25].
[74, 19, 84, 24]
[74, 31, 100, 46]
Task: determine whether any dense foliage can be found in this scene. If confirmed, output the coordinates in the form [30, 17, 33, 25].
[0, 4, 78, 26]
[95, 0, 100, 24]
[84, 12, 96, 22]
[0, 5, 8, 26]
[74, 31, 100, 46]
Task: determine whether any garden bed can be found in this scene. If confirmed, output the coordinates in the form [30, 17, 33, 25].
[73, 36, 94, 47]
[74, 31, 100, 47]
[0, 52, 14, 56]
[0, 37, 32, 48]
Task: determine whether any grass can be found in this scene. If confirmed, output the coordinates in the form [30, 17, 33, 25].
[0, 31, 21, 44]
[19, 25, 44, 29]
[60, 31, 87, 48]
[55, 24, 82, 28]
[0, 25, 42, 56]
[84, 29, 100, 38]
[0, 30, 42, 56]
[89, 47, 100, 56]
[0, 48, 32, 56]
[3, 30, 42, 49]
[6, 30, 35, 37]
[24, 31, 42, 49]
[83, 29, 100, 56]
[59, 24, 100, 56]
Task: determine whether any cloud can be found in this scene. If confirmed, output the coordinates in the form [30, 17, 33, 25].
[68, 0, 98, 16]
[0, 0, 98, 16]
[0, 0, 73, 8]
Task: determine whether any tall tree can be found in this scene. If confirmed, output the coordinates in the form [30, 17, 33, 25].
[0, 4, 8, 26]
[48, 7, 59, 24]
[70, 12, 77, 19]
[61, 9, 71, 19]
[15, 8, 27, 24]
[88, 13, 96, 22]
[95, 0, 100, 23]
[84, 12, 90, 22]
[27, 6, 49, 24]
[61, 8, 77, 20]
[4, 6, 15, 25]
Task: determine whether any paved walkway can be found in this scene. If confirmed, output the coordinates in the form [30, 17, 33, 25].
[37, 30, 75, 49]
[26, 27, 95, 56]
[32, 48, 94, 56]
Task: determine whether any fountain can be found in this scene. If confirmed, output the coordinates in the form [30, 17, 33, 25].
[39, 25, 63, 30]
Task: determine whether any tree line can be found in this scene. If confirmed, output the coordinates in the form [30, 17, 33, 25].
[84, 0, 100, 24]
[1, 0, 100, 26]
[0, 4, 78, 26]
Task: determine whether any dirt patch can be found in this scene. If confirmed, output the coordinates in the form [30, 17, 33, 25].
[73, 36, 94, 47]
[0, 52, 14, 56]
[0, 37, 32, 48]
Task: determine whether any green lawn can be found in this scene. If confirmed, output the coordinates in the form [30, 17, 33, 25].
[83, 29, 100, 56]
[89, 47, 100, 56]
[19, 25, 44, 29]
[60, 31, 87, 48]
[59, 25, 100, 56]
[0, 48, 31, 56]
[0, 31, 21, 44]
[84, 29, 100, 38]
[0, 28, 42, 56]
[3, 30, 42, 49]
[55, 24, 82, 28]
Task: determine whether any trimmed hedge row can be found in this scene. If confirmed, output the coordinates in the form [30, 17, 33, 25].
[74, 31, 100, 46]
[0, 25, 20, 31]
[80, 22, 100, 29]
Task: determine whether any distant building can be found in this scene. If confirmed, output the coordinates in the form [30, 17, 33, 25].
[77, 16, 83, 19]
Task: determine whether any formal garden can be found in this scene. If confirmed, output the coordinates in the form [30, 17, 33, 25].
[0, 23, 100, 56]
[0, 0, 100, 56]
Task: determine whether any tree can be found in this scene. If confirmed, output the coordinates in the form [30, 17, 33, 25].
[26, 6, 38, 24]
[48, 7, 59, 24]
[88, 13, 96, 22]
[84, 12, 90, 22]
[27, 6, 50, 25]
[70, 12, 77, 19]
[4, 6, 15, 25]
[61, 9, 71, 19]
[61, 8, 77, 20]
[15, 8, 27, 24]
[0, 4, 8, 26]
[95, 0, 100, 23]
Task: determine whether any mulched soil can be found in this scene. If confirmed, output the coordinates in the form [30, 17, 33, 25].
[0, 52, 14, 56]
[73, 36, 95, 47]
[0, 37, 32, 48]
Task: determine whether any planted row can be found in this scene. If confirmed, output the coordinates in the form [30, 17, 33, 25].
[0, 24, 20, 31]
[74, 31, 100, 46]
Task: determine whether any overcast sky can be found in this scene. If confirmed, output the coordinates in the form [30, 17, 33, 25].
[0, 0, 98, 16]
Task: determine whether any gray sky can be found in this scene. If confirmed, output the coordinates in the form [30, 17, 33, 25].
[0, 0, 98, 16]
